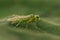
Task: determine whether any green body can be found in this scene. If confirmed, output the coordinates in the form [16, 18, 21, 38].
[8, 14, 40, 28]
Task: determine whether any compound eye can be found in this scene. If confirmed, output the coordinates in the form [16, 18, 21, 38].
[36, 16, 39, 18]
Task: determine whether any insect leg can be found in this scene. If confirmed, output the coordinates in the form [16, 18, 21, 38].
[25, 22, 28, 29]
[16, 22, 20, 27]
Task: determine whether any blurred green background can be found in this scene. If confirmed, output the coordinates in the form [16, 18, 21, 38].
[0, 0, 60, 40]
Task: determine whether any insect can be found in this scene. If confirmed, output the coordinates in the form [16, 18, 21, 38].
[7, 14, 40, 28]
